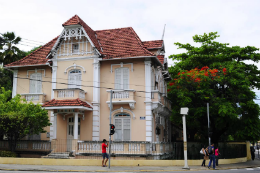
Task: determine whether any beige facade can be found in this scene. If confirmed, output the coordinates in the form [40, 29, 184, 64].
[6, 15, 172, 154]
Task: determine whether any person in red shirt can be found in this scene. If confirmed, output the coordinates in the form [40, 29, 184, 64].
[101, 139, 109, 167]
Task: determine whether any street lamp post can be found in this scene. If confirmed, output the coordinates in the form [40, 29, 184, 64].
[180, 107, 190, 170]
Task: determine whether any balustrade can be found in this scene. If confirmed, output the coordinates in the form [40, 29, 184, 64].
[21, 93, 46, 104]
[54, 89, 86, 101]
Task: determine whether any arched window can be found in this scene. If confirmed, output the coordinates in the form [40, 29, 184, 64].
[114, 113, 131, 141]
[68, 69, 81, 88]
[115, 68, 129, 89]
[30, 73, 42, 93]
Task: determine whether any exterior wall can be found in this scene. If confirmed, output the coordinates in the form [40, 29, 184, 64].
[16, 66, 52, 102]
[56, 114, 67, 140]
[55, 59, 94, 101]
[80, 111, 93, 141]
[99, 59, 147, 141]
[40, 111, 51, 140]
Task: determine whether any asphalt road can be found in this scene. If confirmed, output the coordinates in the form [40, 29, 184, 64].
[0, 168, 260, 173]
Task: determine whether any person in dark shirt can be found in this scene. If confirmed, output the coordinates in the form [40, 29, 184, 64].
[207, 143, 216, 169]
[101, 139, 109, 167]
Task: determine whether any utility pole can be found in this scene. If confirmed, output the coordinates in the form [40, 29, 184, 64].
[207, 103, 211, 146]
[108, 90, 113, 169]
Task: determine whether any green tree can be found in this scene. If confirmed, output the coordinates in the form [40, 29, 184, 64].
[0, 87, 51, 152]
[168, 32, 260, 143]
[0, 32, 22, 65]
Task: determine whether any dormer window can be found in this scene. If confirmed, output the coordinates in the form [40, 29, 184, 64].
[72, 43, 79, 53]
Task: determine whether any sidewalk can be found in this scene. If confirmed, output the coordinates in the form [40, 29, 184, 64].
[0, 159, 259, 172]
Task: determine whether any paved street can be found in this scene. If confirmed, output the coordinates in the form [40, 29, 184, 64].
[0, 168, 260, 172]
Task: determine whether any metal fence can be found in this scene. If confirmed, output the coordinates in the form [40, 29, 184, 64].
[0, 140, 247, 160]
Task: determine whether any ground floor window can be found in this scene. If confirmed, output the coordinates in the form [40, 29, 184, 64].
[114, 113, 130, 141]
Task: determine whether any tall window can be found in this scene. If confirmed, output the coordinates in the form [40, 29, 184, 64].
[30, 73, 42, 93]
[114, 113, 131, 141]
[68, 69, 81, 88]
[115, 68, 129, 89]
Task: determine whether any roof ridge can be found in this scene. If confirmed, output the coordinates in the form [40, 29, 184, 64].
[128, 27, 154, 56]
[95, 27, 132, 32]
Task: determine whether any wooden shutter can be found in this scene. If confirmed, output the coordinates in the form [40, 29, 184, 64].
[76, 73, 81, 88]
[115, 68, 121, 89]
[36, 73, 42, 93]
[123, 68, 129, 89]
[115, 119, 122, 141]
[123, 119, 130, 141]
[68, 73, 76, 88]
[30, 73, 36, 93]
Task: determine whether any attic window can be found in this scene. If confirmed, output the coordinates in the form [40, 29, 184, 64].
[72, 43, 79, 53]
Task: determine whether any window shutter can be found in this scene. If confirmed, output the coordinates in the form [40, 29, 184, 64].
[76, 74, 81, 88]
[30, 74, 36, 93]
[68, 74, 76, 88]
[123, 68, 129, 89]
[123, 119, 130, 141]
[115, 68, 121, 89]
[115, 119, 122, 141]
[36, 73, 42, 93]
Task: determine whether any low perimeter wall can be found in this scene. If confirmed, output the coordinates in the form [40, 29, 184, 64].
[0, 157, 247, 166]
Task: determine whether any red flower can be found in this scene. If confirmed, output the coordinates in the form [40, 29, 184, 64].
[167, 89, 171, 92]
[169, 82, 174, 86]
[204, 72, 209, 76]
[178, 72, 180, 75]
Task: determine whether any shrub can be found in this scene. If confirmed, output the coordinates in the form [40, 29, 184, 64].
[0, 150, 16, 157]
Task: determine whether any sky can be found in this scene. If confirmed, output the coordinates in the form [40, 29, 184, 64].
[1, 0, 260, 98]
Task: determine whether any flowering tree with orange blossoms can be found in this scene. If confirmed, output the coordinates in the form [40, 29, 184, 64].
[168, 32, 260, 143]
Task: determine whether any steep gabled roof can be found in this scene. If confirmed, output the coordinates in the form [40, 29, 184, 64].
[5, 37, 58, 67]
[143, 40, 163, 49]
[96, 27, 154, 59]
[62, 15, 101, 52]
[157, 55, 165, 65]
[42, 98, 92, 108]
[5, 15, 163, 67]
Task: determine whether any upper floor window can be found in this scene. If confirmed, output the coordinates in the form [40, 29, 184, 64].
[30, 73, 42, 93]
[68, 69, 81, 88]
[72, 43, 79, 53]
[115, 68, 129, 90]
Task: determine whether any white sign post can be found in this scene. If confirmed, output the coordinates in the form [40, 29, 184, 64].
[180, 107, 190, 170]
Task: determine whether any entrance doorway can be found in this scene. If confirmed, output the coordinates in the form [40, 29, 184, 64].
[67, 117, 80, 151]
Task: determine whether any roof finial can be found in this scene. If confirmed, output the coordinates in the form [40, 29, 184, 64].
[161, 24, 166, 40]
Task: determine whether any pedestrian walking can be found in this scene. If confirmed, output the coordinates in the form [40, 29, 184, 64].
[207, 143, 216, 170]
[215, 146, 220, 166]
[101, 139, 109, 167]
[250, 146, 255, 161]
[201, 146, 209, 167]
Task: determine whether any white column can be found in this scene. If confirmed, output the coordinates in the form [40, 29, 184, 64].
[145, 61, 152, 142]
[12, 70, 18, 98]
[74, 112, 78, 139]
[51, 60, 57, 99]
[50, 112, 57, 140]
[182, 115, 189, 169]
[92, 58, 100, 141]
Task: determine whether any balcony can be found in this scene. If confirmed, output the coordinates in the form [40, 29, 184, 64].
[106, 90, 136, 109]
[53, 88, 86, 101]
[151, 90, 172, 111]
[20, 93, 46, 104]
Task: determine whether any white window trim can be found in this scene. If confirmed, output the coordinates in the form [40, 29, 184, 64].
[114, 113, 131, 141]
[111, 62, 133, 73]
[27, 69, 45, 78]
[64, 63, 86, 74]
[29, 73, 42, 94]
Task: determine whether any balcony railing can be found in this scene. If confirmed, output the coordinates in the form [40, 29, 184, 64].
[54, 88, 86, 101]
[20, 93, 46, 104]
[106, 90, 136, 109]
[151, 90, 172, 110]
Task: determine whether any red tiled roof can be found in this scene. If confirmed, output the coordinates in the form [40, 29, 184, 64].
[62, 15, 101, 52]
[143, 40, 163, 49]
[42, 98, 92, 108]
[157, 55, 165, 65]
[5, 37, 58, 67]
[96, 27, 154, 59]
[5, 15, 160, 67]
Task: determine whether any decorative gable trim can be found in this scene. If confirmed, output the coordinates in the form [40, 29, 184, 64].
[27, 69, 46, 77]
